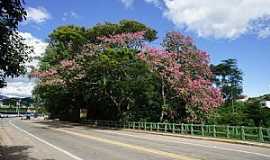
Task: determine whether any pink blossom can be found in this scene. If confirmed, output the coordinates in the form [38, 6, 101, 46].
[60, 60, 76, 68]
[138, 32, 223, 122]
[97, 31, 146, 48]
[31, 69, 58, 78]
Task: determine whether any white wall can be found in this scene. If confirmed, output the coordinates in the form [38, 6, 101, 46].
[265, 101, 270, 108]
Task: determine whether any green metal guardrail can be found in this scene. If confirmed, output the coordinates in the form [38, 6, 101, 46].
[81, 120, 270, 143]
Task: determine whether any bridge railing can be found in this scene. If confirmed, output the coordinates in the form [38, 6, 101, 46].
[81, 120, 270, 143]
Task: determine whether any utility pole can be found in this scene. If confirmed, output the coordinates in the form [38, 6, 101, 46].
[17, 99, 21, 117]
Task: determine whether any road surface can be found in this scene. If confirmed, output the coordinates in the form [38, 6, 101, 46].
[0, 118, 270, 160]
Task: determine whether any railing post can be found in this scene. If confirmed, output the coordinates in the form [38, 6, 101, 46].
[191, 124, 194, 135]
[150, 122, 152, 131]
[133, 122, 135, 129]
[226, 126, 230, 138]
[213, 125, 216, 137]
[241, 126, 245, 140]
[201, 124, 204, 136]
[144, 122, 147, 131]
[181, 123, 184, 134]
[172, 123, 175, 133]
[259, 127, 264, 142]
[165, 123, 167, 132]
[157, 123, 160, 132]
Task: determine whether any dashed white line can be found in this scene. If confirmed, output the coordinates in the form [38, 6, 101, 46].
[9, 121, 84, 160]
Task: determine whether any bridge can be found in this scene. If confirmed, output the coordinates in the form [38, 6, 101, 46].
[0, 118, 269, 160]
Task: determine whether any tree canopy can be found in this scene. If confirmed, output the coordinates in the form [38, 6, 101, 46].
[211, 59, 243, 103]
[33, 20, 223, 123]
[0, 0, 31, 88]
[39, 20, 157, 70]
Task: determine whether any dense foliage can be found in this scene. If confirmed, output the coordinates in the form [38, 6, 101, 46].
[33, 20, 223, 123]
[0, 0, 31, 87]
[211, 59, 243, 103]
[208, 94, 270, 127]
[207, 59, 270, 127]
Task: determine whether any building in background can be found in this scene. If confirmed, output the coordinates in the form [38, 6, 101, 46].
[261, 101, 270, 109]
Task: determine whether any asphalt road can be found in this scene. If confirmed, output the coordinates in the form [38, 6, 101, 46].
[0, 118, 270, 160]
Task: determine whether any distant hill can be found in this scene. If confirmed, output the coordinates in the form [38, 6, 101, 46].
[0, 96, 33, 106]
[0, 95, 8, 100]
[246, 94, 270, 104]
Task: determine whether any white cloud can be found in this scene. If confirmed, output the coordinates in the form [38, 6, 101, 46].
[19, 32, 48, 70]
[120, 0, 134, 8]
[144, 0, 162, 8]
[26, 7, 51, 23]
[257, 27, 270, 38]
[120, 0, 162, 8]
[0, 77, 35, 98]
[62, 11, 79, 21]
[0, 32, 47, 98]
[152, 0, 270, 39]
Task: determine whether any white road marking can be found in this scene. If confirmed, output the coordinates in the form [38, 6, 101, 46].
[9, 121, 84, 160]
[96, 129, 270, 158]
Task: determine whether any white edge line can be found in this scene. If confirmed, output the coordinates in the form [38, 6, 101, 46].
[96, 130, 270, 158]
[9, 120, 84, 160]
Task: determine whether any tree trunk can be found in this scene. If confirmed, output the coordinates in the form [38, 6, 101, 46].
[160, 76, 166, 122]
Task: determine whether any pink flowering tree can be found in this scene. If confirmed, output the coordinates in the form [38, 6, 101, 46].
[97, 31, 146, 49]
[31, 59, 82, 87]
[137, 32, 223, 122]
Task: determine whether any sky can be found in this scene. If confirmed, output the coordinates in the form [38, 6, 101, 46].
[0, 0, 270, 98]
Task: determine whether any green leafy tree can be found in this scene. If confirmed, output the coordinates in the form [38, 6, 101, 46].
[39, 25, 87, 70]
[209, 59, 244, 125]
[0, 0, 30, 87]
[87, 19, 157, 43]
[34, 20, 158, 122]
[208, 101, 253, 126]
[211, 59, 243, 103]
[246, 94, 270, 127]
[33, 46, 162, 121]
[39, 20, 157, 70]
[76, 47, 162, 121]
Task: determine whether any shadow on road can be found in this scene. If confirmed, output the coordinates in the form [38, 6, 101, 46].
[0, 145, 55, 160]
[32, 120, 122, 131]
[32, 120, 82, 129]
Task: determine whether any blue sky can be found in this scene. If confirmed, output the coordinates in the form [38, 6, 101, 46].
[1, 0, 270, 97]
